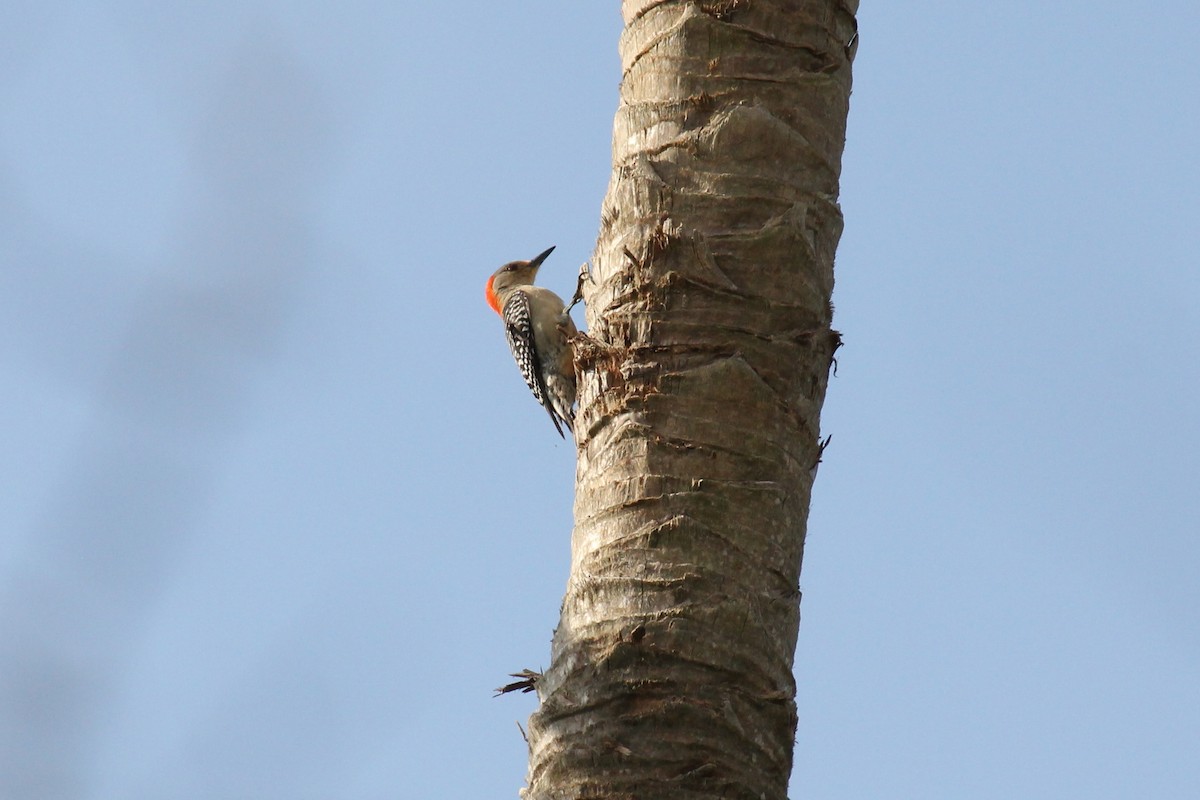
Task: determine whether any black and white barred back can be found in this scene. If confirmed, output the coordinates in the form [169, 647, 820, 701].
[502, 290, 571, 438]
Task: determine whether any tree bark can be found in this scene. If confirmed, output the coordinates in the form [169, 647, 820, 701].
[524, 2, 856, 798]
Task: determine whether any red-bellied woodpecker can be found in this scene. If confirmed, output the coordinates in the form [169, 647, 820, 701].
[485, 246, 578, 437]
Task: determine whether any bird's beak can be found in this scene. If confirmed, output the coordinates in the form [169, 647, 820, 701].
[528, 245, 556, 272]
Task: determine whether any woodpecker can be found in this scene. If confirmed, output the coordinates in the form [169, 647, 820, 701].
[485, 246, 578, 438]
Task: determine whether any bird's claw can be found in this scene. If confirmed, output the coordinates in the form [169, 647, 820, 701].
[567, 262, 593, 313]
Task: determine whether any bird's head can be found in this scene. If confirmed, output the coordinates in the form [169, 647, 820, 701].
[485, 245, 555, 315]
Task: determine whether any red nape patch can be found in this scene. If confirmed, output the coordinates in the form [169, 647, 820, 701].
[485, 274, 501, 315]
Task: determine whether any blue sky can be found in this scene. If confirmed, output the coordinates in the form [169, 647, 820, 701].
[2, 2, 1197, 798]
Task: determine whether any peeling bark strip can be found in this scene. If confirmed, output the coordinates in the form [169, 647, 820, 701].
[524, 2, 855, 798]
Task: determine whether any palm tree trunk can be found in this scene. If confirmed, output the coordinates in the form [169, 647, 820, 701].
[524, 2, 856, 798]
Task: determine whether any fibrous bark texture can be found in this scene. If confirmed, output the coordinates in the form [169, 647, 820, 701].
[524, 2, 856, 798]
